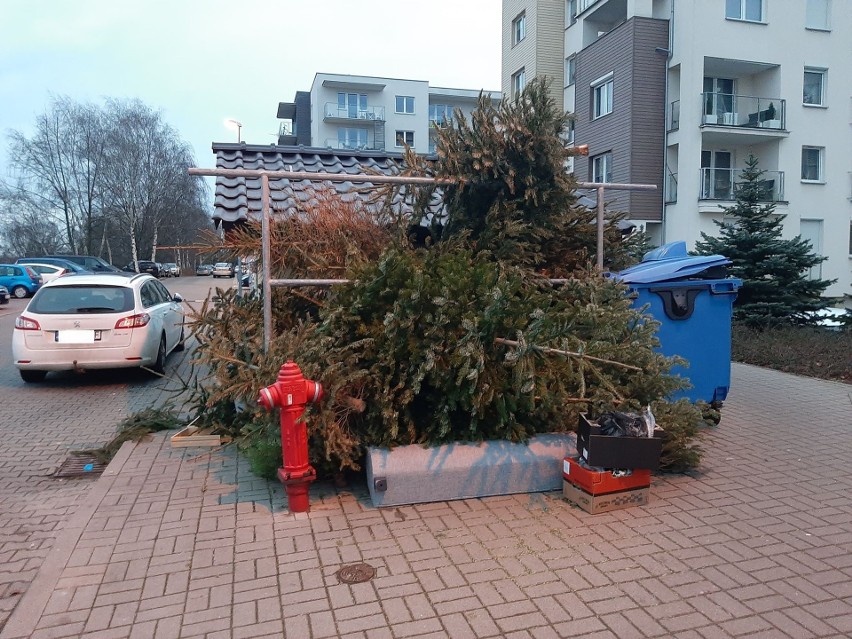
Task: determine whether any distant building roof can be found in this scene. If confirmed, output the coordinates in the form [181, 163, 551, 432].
[212, 143, 444, 225]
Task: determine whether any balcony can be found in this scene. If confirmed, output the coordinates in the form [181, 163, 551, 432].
[700, 93, 787, 144]
[699, 168, 785, 202]
[324, 103, 385, 122]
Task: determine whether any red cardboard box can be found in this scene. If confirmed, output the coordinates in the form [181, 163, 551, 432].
[562, 456, 651, 495]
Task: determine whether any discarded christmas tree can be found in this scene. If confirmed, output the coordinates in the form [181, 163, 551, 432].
[695, 154, 834, 329]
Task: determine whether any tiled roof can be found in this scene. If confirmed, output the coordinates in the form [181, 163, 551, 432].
[212, 144, 444, 223]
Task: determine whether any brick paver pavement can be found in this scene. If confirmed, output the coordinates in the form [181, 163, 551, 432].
[1, 361, 850, 638]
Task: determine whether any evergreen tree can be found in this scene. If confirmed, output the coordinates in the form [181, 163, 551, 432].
[695, 154, 834, 328]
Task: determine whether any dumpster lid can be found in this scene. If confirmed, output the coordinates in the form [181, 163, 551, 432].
[617, 241, 731, 284]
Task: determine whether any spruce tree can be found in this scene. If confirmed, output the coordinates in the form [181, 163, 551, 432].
[695, 154, 834, 328]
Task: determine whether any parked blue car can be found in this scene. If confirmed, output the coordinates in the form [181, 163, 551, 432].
[0, 263, 42, 298]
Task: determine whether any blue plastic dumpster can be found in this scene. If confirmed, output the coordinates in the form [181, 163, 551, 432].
[617, 242, 742, 405]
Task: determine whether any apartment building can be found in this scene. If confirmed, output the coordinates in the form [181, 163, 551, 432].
[277, 73, 501, 155]
[502, 0, 851, 300]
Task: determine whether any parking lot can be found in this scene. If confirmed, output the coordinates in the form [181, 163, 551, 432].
[0, 275, 222, 631]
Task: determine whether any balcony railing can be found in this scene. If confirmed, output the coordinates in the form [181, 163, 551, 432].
[699, 168, 785, 201]
[665, 172, 678, 203]
[324, 103, 385, 121]
[324, 138, 380, 151]
[669, 100, 680, 132]
[701, 93, 785, 130]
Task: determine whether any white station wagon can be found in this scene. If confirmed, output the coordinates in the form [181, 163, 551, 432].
[12, 273, 185, 383]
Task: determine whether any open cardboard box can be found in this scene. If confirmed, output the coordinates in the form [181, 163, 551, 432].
[576, 413, 663, 470]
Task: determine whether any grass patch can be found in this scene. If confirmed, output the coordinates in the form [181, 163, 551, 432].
[732, 324, 852, 383]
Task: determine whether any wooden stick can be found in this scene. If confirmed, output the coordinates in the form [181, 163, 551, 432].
[495, 337, 643, 372]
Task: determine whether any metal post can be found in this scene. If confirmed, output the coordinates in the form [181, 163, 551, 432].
[596, 185, 605, 270]
[261, 173, 272, 352]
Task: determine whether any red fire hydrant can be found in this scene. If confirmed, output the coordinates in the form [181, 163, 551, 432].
[257, 360, 323, 513]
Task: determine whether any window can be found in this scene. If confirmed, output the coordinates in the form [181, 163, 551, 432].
[567, 0, 578, 25]
[337, 127, 368, 149]
[567, 119, 575, 144]
[512, 68, 526, 97]
[726, 0, 763, 21]
[801, 146, 824, 182]
[395, 96, 415, 114]
[395, 130, 414, 147]
[336, 93, 368, 119]
[592, 74, 613, 119]
[591, 152, 612, 183]
[140, 282, 158, 308]
[566, 57, 576, 86]
[803, 68, 826, 105]
[806, 0, 830, 30]
[429, 104, 452, 125]
[800, 219, 824, 279]
[512, 12, 526, 45]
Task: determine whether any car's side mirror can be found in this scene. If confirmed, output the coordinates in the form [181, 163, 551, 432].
[173, 293, 183, 302]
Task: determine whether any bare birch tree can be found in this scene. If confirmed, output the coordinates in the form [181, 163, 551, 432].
[7, 96, 106, 253]
[99, 99, 203, 269]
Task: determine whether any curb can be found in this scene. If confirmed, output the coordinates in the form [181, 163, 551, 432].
[0, 441, 138, 639]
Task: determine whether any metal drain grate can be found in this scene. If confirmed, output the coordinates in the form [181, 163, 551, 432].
[54, 452, 107, 478]
[336, 563, 376, 584]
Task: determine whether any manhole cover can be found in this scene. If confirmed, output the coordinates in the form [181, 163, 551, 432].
[54, 452, 107, 478]
[336, 563, 376, 584]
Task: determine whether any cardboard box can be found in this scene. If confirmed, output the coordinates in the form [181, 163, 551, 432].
[562, 456, 650, 495]
[576, 414, 663, 470]
[562, 479, 650, 514]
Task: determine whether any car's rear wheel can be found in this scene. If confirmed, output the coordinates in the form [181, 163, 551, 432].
[174, 326, 186, 352]
[20, 370, 47, 383]
[151, 335, 167, 374]
[12, 285, 28, 298]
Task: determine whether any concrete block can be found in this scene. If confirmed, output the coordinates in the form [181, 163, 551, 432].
[366, 433, 577, 507]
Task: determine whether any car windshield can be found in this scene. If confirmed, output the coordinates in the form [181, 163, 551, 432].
[28, 285, 134, 314]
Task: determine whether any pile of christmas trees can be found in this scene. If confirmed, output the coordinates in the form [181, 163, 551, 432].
[188, 79, 707, 476]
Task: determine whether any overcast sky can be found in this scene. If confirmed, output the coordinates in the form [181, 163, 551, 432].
[0, 0, 502, 186]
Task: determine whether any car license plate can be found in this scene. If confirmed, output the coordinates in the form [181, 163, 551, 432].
[55, 330, 99, 344]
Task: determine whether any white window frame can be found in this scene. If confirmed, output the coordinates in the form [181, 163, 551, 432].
[805, 0, 831, 30]
[592, 73, 613, 119]
[512, 12, 526, 45]
[566, 57, 576, 86]
[803, 67, 827, 106]
[395, 96, 415, 114]
[592, 152, 612, 184]
[512, 68, 526, 97]
[567, 0, 578, 25]
[395, 130, 415, 148]
[799, 219, 824, 280]
[725, 0, 764, 22]
[801, 146, 824, 182]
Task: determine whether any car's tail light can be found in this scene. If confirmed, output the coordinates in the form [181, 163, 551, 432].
[24, 266, 39, 280]
[15, 316, 41, 330]
[115, 313, 150, 329]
